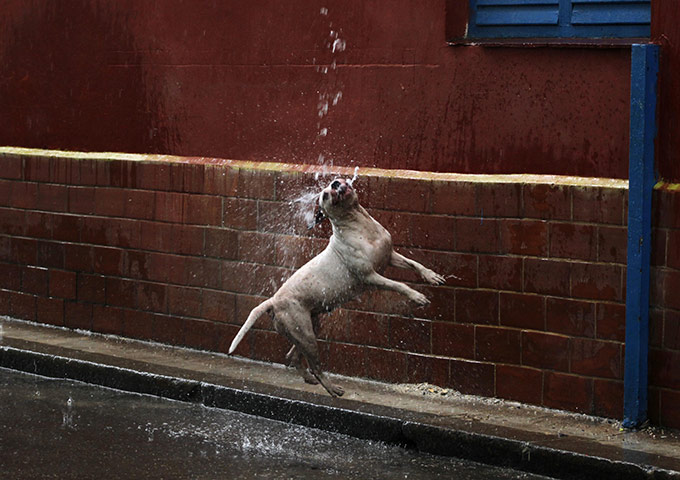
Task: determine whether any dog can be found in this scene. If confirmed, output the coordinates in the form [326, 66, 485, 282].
[229, 177, 445, 396]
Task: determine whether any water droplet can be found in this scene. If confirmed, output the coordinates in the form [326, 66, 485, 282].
[320, 7, 328, 15]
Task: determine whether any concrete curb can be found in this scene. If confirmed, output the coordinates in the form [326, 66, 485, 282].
[1, 344, 677, 480]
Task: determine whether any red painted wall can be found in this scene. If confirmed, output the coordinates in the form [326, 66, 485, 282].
[0, 0, 633, 178]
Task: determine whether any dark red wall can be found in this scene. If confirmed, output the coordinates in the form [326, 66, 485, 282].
[0, 0, 635, 177]
[652, 0, 680, 182]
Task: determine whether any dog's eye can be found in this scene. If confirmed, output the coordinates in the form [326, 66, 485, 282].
[331, 180, 340, 190]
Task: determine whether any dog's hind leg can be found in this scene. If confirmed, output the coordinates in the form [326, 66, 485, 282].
[277, 306, 344, 397]
[285, 345, 319, 385]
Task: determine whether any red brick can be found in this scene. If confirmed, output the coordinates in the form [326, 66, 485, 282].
[478, 255, 522, 291]
[168, 286, 203, 318]
[359, 176, 389, 211]
[77, 273, 106, 304]
[415, 285, 454, 322]
[24, 156, 51, 182]
[455, 218, 499, 253]
[94, 188, 126, 217]
[222, 262, 291, 296]
[523, 184, 571, 220]
[154, 191, 184, 223]
[496, 365, 543, 404]
[51, 213, 81, 243]
[456, 289, 499, 325]
[546, 298, 596, 338]
[666, 269, 680, 312]
[411, 214, 456, 250]
[205, 227, 238, 259]
[570, 338, 623, 379]
[0, 155, 22, 179]
[572, 187, 625, 225]
[598, 226, 627, 264]
[182, 163, 205, 194]
[522, 331, 569, 371]
[64, 244, 92, 272]
[37, 297, 64, 327]
[37, 183, 68, 211]
[655, 188, 680, 229]
[274, 170, 323, 203]
[364, 347, 408, 383]
[383, 177, 431, 213]
[659, 389, 680, 430]
[367, 209, 410, 247]
[37, 242, 63, 269]
[135, 163, 171, 191]
[549, 223, 597, 261]
[137, 282, 168, 313]
[249, 329, 289, 363]
[432, 321, 475, 359]
[223, 197, 258, 230]
[0, 290, 9, 315]
[105, 277, 137, 309]
[238, 231, 277, 264]
[432, 181, 476, 216]
[184, 194, 222, 226]
[523, 258, 570, 296]
[651, 227, 667, 267]
[650, 349, 680, 390]
[65, 301, 92, 330]
[215, 323, 248, 356]
[596, 302, 625, 342]
[204, 165, 239, 196]
[12, 237, 38, 265]
[153, 315, 185, 346]
[323, 342, 368, 379]
[650, 308, 663, 348]
[500, 293, 544, 330]
[25, 211, 52, 239]
[10, 182, 38, 209]
[49, 270, 76, 299]
[664, 310, 680, 350]
[390, 317, 431, 354]
[202, 289, 237, 323]
[92, 246, 126, 276]
[0, 263, 21, 290]
[571, 263, 623, 302]
[543, 372, 593, 413]
[0, 180, 10, 205]
[667, 229, 680, 270]
[476, 182, 521, 218]
[21, 266, 49, 296]
[184, 318, 218, 351]
[449, 359, 495, 396]
[593, 379, 624, 419]
[475, 326, 521, 364]
[406, 354, 449, 386]
[0, 208, 25, 236]
[499, 219, 548, 257]
[9, 292, 36, 321]
[108, 160, 137, 188]
[648, 387, 661, 426]
[122, 309, 155, 341]
[68, 186, 96, 214]
[344, 311, 390, 348]
[0, 237, 10, 263]
[92, 305, 124, 336]
[275, 235, 326, 269]
[237, 169, 276, 200]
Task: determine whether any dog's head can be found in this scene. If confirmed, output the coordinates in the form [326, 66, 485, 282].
[313, 178, 358, 227]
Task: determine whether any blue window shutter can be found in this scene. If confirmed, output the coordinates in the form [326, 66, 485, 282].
[468, 0, 651, 39]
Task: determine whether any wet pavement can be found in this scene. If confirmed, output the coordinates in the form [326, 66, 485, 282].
[0, 368, 548, 479]
[1, 317, 680, 479]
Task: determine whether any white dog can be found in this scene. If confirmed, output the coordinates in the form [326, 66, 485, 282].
[229, 178, 445, 396]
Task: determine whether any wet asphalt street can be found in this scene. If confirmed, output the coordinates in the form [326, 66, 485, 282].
[0, 368, 550, 480]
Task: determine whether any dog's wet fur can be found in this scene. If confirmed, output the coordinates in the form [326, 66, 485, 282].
[229, 178, 445, 396]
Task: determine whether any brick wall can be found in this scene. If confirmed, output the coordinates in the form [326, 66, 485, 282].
[1, 148, 678, 429]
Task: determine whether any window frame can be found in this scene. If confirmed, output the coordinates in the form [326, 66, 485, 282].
[466, 0, 651, 41]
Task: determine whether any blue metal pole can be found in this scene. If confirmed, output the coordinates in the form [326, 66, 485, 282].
[623, 44, 659, 429]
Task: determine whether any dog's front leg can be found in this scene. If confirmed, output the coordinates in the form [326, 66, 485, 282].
[364, 272, 430, 306]
[390, 251, 446, 285]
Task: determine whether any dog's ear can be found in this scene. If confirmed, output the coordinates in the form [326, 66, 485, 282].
[309, 207, 326, 229]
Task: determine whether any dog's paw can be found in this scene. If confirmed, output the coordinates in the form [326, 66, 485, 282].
[411, 291, 430, 306]
[331, 384, 345, 397]
[423, 269, 446, 285]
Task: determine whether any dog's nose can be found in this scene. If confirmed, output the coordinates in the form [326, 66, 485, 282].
[338, 184, 347, 195]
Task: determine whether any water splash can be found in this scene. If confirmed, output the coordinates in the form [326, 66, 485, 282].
[347, 166, 359, 187]
[62, 396, 75, 430]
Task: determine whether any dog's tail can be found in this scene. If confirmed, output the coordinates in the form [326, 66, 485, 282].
[228, 298, 273, 354]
